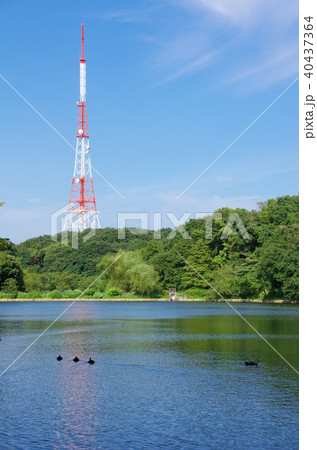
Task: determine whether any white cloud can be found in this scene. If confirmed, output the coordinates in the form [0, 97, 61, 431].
[92, 1, 298, 87]
[158, 52, 215, 84]
[222, 47, 298, 90]
[175, 0, 297, 25]
[155, 191, 260, 218]
[94, 8, 147, 23]
[147, 0, 298, 87]
[177, 0, 261, 22]
[27, 197, 42, 204]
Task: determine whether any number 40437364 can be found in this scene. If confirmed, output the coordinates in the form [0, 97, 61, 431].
[304, 16, 314, 79]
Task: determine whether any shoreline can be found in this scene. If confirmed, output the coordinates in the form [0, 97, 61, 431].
[0, 298, 298, 304]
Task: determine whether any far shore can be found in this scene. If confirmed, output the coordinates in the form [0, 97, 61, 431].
[0, 298, 298, 304]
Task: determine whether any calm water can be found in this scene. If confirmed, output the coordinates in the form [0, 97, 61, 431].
[0, 302, 298, 449]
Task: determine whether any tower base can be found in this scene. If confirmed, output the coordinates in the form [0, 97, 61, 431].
[63, 210, 100, 232]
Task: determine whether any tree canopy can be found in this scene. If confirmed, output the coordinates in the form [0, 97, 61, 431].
[0, 195, 299, 300]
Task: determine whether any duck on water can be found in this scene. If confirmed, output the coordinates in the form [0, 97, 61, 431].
[245, 361, 259, 367]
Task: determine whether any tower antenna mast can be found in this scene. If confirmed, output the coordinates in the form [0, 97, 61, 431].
[63, 24, 100, 232]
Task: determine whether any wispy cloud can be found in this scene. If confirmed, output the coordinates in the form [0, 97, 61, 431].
[97, 9, 146, 23]
[91, 1, 298, 88]
[222, 47, 298, 91]
[27, 197, 42, 204]
[175, 0, 298, 25]
[155, 191, 261, 216]
[157, 52, 215, 84]
[176, 0, 263, 23]
[145, 30, 219, 84]
[143, 0, 298, 87]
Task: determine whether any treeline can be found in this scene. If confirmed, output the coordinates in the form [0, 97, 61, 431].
[0, 195, 299, 300]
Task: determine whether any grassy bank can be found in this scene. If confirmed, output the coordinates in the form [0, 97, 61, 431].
[0, 298, 298, 303]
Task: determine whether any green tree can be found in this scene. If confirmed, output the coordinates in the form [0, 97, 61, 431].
[0, 237, 17, 254]
[181, 239, 214, 289]
[2, 278, 18, 296]
[0, 254, 25, 291]
[257, 224, 299, 299]
[97, 251, 160, 295]
[24, 272, 43, 291]
[42, 244, 77, 273]
[126, 263, 159, 295]
[207, 264, 240, 299]
[258, 195, 299, 226]
[141, 236, 188, 290]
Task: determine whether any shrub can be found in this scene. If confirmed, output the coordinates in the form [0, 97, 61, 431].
[259, 291, 265, 300]
[84, 287, 96, 297]
[161, 290, 169, 298]
[206, 289, 219, 300]
[48, 290, 62, 299]
[186, 288, 208, 299]
[0, 279, 18, 298]
[0, 289, 17, 299]
[108, 287, 122, 297]
[30, 291, 42, 299]
[17, 292, 31, 299]
[147, 289, 163, 298]
[64, 289, 82, 299]
[93, 291, 103, 299]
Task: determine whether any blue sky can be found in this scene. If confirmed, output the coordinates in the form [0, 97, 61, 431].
[0, 0, 298, 243]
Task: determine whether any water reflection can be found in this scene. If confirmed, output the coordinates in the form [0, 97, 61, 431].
[54, 343, 95, 447]
[49, 304, 102, 448]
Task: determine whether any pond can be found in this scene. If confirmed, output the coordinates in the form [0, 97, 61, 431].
[0, 302, 298, 449]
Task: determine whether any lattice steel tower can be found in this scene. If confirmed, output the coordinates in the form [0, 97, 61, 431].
[63, 24, 100, 232]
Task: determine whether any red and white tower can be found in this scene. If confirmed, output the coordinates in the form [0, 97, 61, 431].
[63, 24, 100, 232]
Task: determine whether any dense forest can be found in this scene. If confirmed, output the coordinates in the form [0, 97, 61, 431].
[0, 195, 299, 300]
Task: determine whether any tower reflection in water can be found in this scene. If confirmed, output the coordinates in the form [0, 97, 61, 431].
[52, 305, 108, 448]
